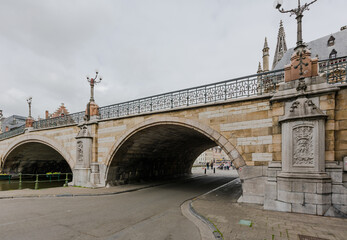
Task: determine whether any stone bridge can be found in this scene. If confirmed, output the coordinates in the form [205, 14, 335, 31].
[0, 56, 346, 216]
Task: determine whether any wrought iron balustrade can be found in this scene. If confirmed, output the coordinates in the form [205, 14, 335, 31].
[98, 69, 285, 120]
[318, 56, 347, 84]
[0, 125, 25, 141]
[33, 111, 85, 130]
[3, 56, 346, 133]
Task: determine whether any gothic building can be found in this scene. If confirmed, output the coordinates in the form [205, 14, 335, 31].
[45, 103, 70, 119]
[258, 21, 347, 73]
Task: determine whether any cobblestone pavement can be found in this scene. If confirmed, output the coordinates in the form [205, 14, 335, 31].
[192, 178, 347, 240]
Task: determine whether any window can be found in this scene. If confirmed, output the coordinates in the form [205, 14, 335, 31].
[327, 36, 335, 46]
[329, 49, 337, 59]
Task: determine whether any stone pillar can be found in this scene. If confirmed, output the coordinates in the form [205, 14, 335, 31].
[73, 125, 93, 187]
[25, 117, 34, 128]
[276, 96, 332, 215]
[284, 48, 318, 82]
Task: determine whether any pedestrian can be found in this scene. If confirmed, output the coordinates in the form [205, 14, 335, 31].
[206, 162, 209, 170]
[211, 162, 214, 170]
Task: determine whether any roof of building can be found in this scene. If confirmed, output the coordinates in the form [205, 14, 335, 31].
[1, 115, 26, 132]
[273, 28, 347, 70]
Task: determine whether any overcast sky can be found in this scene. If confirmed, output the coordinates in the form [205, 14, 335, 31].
[0, 0, 346, 118]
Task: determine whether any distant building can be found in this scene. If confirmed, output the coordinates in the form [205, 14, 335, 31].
[0, 113, 26, 133]
[257, 22, 347, 72]
[45, 103, 70, 119]
[194, 146, 230, 166]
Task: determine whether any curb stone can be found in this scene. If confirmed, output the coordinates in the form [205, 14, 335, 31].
[182, 178, 239, 240]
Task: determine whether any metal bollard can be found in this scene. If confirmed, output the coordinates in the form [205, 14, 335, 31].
[19, 173, 22, 190]
[204, 168, 206, 174]
[64, 173, 69, 187]
[35, 174, 39, 190]
[213, 168, 216, 174]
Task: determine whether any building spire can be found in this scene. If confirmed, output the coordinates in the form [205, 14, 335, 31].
[257, 62, 262, 73]
[272, 20, 288, 69]
[262, 37, 270, 72]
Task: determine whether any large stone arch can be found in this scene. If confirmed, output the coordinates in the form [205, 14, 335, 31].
[1, 134, 74, 171]
[104, 116, 246, 182]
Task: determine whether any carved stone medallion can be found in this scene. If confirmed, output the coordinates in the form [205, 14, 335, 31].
[293, 125, 314, 166]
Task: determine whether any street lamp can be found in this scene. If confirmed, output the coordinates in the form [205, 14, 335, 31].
[274, 0, 317, 50]
[86, 70, 102, 103]
[26, 97, 32, 118]
[274, 0, 317, 85]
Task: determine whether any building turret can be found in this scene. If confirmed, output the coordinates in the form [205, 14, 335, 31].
[272, 20, 287, 70]
[257, 62, 262, 74]
[262, 37, 270, 72]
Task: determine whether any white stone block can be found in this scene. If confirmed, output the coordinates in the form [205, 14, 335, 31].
[220, 118, 272, 131]
[252, 153, 272, 162]
[98, 125, 126, 134]
[278, 190, 304, 204]
[237, 135, 272, 146]
[292, 203, 317, 215]
[304, 193, 331, 205]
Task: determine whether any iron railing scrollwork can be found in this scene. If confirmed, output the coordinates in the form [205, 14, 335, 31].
[98, 69, 285, 120]
[1, 56, 346, 136]
[318, 56, 347, 84]
[32, 111, 85, 130]
[0, 125, 25, 141]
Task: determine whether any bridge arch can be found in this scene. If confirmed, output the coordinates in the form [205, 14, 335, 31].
[1, 134, 74, 173]
[105, 116, 245, 184]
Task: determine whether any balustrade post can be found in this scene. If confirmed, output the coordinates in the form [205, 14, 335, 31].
[64, 173, 69, 187]
[35, 174, 39, 190]
[18, 173, 22, 190]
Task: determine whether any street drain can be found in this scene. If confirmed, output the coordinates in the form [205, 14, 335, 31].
[298, 235, 328, 240]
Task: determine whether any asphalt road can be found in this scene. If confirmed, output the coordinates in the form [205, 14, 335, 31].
[0, 175, 234, 240]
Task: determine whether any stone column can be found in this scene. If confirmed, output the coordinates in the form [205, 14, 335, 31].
[73, 125, 93, 187]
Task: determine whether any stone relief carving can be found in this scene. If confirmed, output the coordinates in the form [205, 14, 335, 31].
[77, 141, 83, 162]
[293, 125, 314, 166]
[77, 125, 91, 138]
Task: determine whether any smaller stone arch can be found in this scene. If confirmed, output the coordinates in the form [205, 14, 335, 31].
[1, 134, 75, 171]
[104, 116, 246, 182]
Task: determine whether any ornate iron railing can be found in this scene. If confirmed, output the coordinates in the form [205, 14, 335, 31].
[32, 111, 85, 130]
[318, 56, 347, 84]
[1, 56, 346, 135]
[0, 125, 25, 141]
[98, 69, 285, 120]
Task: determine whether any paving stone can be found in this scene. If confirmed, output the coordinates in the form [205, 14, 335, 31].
[192, 180, 347, 240]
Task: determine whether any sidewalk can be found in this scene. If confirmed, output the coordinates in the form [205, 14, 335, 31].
[0, 168, 232, 199]
[192, 179, 347, 240]
[0, 174, 206, 199]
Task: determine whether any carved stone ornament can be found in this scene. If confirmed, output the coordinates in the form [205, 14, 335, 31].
[76, 125, 91, 138]
[293, 125, 314, 166]
[280, 96, 326, 123]
[77, 141, 83, 162]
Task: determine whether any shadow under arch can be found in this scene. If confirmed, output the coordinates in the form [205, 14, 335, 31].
[105, 117, 245, 184]
[1, 134, 74, 173]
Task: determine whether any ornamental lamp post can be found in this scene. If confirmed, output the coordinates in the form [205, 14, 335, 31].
[274, 0, 318, 85]
[26, 97, 32, 118]
[274, 0, 317, 50]
[86, 70, 102, 103]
